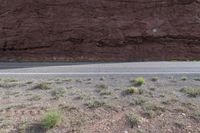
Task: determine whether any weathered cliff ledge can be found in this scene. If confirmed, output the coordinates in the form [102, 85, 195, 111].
[0, 0, 200, 61]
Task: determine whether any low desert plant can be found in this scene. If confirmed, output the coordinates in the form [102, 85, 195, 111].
[51, 89, 66, 99]
[126, 113, 141, 128]
[181, 76, 188, 81]
[28, 95, 41, 101]
[85, 100, 105, 109]
[134, 98, 146, 106]
[0, 82, 18, 88]
[125, 87, 139, 94]
[130, 77, 145, 86]
[142, 103, 165, 118]
[33, 83, 51, 90]
[95, 84, 108, 92]
[180, 88, 200, 97]
[151, 77, 159, 82]
[190, 112, 200, 122]
[100, 91, 111, 96]
[124, 87, 144, 95]
[41, 110, 62, 129]
[194, 77, 200, 81]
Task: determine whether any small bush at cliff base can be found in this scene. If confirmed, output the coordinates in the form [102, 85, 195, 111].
[41, 110, 62, 129]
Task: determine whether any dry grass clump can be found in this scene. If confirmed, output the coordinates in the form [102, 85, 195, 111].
[180, 88, 200, 97]
[126, 113, 142, 128]
[33, 83, 51, 90]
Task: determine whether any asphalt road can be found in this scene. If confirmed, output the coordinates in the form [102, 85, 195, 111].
[0, 62, 200, 78]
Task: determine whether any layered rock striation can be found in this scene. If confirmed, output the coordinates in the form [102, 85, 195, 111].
[0, 0, 200, 61]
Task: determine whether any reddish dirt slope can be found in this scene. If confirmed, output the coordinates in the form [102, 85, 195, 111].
[0, 0, 200, 61]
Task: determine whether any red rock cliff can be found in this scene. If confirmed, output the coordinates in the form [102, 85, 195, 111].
[0, 0, 200, 61]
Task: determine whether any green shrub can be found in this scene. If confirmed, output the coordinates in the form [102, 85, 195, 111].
[126, 87, 138, 94]
[33, 83, 51, 90]
[51, 89, 66, 99]
[142, 103, 165, 118]
[130, 77, 145, 86]
[41, 110, 62, 129]
[126, 113, 141, 128]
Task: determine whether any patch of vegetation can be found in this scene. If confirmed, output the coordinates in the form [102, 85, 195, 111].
[194, 77, 200, 81]
[130, 77, 145, 86]
[95, 84, 111, 96]
[41, 110, 62, 129]
[26, 81, 33, 84]
[190, 112, 200, 122]
[151, 77, 159, 82]
[99, 77, 105, 81]
[161, 99, 178, 105]
[85, 78, 92, 81]
[142, 103, 165, 118]
[0, 82, 18, 88]
[75, 79, 82, 83]
[126, 113, 141, 128]
[4, 78, 18, 82]
[181, 102, 196, 110]
[99, 91, 112, 96]
[137, 129, 144, 133]
[28, 95, 41, 101]
[18, 121, 28, 133]
[51, 89, 66, 99]
[125, 87, 138, 94]
[143, 110, 157, 119]
[85, 100, 105, 109]
[138, 89, 144, 95]
[33, 83, 51, 90]
[124, 87, 144, 95]
[181, 76, 188, 81]
[134, 98, 146, 106]
[180, 88, 200, 97]
[174, 121, 185, 129]
[95, 84, 108, 92]
[149, 88, 156, 91]
[96, 84, 108, 90]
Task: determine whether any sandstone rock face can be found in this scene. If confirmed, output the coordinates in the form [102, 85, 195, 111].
[0, 0, 200, 61]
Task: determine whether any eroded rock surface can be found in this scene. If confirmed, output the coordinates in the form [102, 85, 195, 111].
[0, 0, 200, 61]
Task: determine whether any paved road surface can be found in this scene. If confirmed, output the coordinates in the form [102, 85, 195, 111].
[0, 62, 200, 78]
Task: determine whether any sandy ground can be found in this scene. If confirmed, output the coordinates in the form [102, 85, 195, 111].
[0, 75, 200, 133]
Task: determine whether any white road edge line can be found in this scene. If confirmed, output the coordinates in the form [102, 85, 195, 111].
[0, 72, 200, 75]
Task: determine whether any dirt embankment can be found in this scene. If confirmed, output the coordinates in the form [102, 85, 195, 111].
[0, 0, 200, 61]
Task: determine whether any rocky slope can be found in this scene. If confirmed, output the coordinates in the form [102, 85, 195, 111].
[0, 0, 200, 61]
